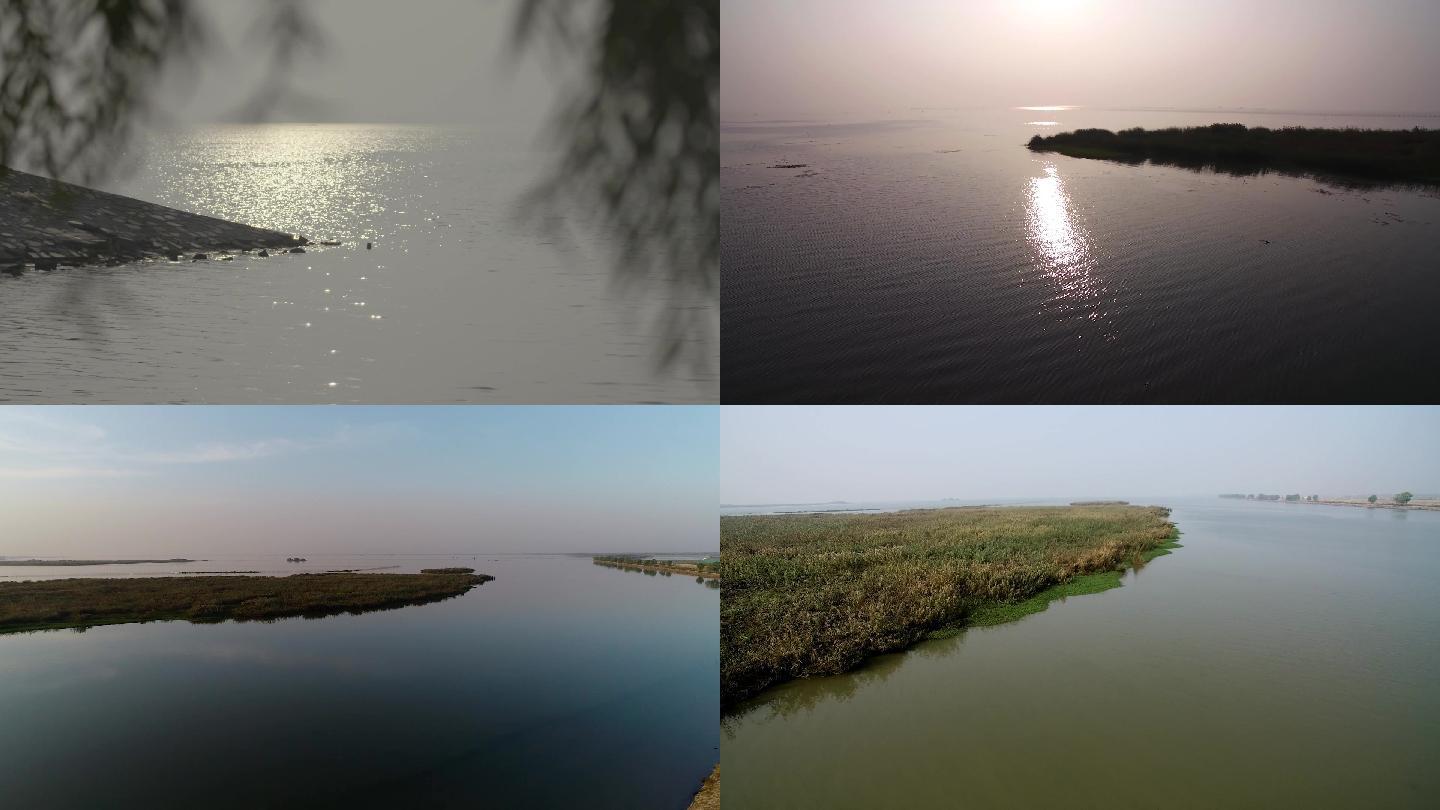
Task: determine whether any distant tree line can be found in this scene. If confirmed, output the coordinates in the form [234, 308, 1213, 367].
[1223, 492, 1418, 505]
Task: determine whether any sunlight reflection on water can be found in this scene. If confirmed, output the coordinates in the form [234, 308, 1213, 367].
[0, 124, 716, 403]
[142, 124, 439, 241]
[1025, 163, 1108, 328]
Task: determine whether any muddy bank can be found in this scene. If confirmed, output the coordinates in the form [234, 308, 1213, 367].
[0, 166, 306, 271]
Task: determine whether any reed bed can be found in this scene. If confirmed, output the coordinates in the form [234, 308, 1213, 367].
[1027, 124, 1440, 185]
[0, 571, 493, 635]
[721, 505, 1177, 706]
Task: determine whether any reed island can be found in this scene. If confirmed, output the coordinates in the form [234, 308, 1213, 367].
[1027, 123, 1440, 185]
[0, 569, 493, 635]
[720, 505, 1179, 706]
[593, 555, 720, 580]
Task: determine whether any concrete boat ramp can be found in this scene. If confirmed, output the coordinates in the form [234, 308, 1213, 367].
[0, 166, 308, 272]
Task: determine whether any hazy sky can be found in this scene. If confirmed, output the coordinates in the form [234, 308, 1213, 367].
[0, 407, 716, 557]
[163, 0, 575, 125]
[722, 0, 1440, 119]
[722, 406, 1440, 503]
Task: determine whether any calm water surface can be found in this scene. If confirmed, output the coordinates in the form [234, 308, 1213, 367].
[0, 124, 716, 403]
[722, 108, 1440, 402]
[722, 498, 1440, 809]
[0, 554, 718, 809]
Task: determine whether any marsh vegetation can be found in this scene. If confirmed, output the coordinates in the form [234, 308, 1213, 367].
[593, 555, 720, 580]
[720, 505, 1178, 706]
[0, 571, 493, 635]
[1027, 124, 1440, 185]
[0, 558, 195, 566]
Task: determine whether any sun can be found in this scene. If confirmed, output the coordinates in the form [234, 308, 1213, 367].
[1019, 0, 1086, 21]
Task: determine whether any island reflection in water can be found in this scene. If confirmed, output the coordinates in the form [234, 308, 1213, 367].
[0, 554, 718, 809]
[720, 499, 1440, 809]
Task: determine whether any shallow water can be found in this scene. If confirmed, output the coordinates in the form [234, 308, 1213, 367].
[0, 554, 718, 809]
[721, 108, 1440, 403]
[721, 498, 1440, 809]
[0, 124, 716, 403]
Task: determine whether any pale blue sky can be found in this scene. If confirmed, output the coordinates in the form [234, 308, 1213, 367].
[722, 406, 1440, 504]
[0, 407, 716, 556]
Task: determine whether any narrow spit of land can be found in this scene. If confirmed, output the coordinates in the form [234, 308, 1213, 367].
[720, 505, 1179, 706]
[688, 766, 720, 810]
[0, 166, 307, 271]
[593, 556, 720, 580]
[0, 558, 196, 566]
[1027, 124, 1440, 186]
[0, 570, 493, 634]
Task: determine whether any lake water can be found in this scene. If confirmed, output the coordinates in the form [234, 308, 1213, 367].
[721, 108, 1440, 403]
[0, 554, 718, 809]
[0, 124, 716, 404]
[721, 498, 1440, 809]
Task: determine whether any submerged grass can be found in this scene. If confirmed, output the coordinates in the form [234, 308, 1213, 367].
[0, 571, 494, 635]
[720, 505, 1178, 706]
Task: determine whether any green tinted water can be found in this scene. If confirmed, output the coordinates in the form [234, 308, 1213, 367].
[722, 499, 1440, 809]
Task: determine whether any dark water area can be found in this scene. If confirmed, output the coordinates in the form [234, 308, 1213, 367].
[0, 555, 718, 809]
[721, 498, 1440, 808]
[721, 108, 1440, 403]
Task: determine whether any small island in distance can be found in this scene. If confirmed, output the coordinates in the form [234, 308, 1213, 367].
[1028, 123, 1440, 186]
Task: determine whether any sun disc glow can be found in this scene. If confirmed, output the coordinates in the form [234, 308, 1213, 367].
[1020, 0, 1085, 18]
[1019, 0, 1082, 15]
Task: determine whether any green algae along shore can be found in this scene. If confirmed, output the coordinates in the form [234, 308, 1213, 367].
[0, 570, 493, 635]
[720, 505, 1179, 706]
[0, 166, 307, 271]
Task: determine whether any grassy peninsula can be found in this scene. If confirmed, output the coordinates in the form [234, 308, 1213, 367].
[0, 570, 492, 635]
[721, 505, 1179, 706]
[1027, 123, 1440, 185]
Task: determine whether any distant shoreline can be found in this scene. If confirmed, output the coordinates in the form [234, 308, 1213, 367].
[1220, 496, 1439, 512]
[592, 557, 720, 580]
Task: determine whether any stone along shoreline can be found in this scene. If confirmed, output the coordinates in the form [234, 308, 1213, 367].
[0, 166, 307, 271]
